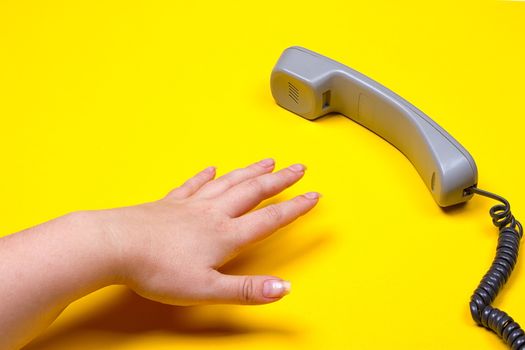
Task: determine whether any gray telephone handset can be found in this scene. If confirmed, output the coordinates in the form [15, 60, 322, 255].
[270, 46, 524, 349]
[271, 46, 477, 207]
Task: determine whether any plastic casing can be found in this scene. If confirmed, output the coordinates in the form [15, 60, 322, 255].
[271, 46, 478, 207]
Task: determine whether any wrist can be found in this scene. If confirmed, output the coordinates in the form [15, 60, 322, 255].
[65, 210, 128, 286]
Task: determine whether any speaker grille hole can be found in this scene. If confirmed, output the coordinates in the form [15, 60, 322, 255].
[288, 82, 299, 104]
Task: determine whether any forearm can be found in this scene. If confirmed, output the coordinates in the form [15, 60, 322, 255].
[0, 211, 120, 349]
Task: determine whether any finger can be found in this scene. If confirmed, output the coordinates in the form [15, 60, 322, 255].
[217, 164, 306, 217]
[233, 192, 320, 246]
[194, 158, 275, 198]
[165, 166, 216, 199]
[209, 271, 291, 305]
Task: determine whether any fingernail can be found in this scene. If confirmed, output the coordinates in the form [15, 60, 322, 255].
[289, 163, 306, 172]
[204, 166, 216, 174]
[257, 158, 275, 168]
[263, 280, 292, 298]
[304, 192, 321, 200]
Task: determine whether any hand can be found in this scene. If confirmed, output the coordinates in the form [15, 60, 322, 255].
[100, 158, 320, 306]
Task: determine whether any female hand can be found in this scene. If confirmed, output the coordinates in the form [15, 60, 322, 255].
[0, 158, 320, 349]
[102, 158, 320, 306]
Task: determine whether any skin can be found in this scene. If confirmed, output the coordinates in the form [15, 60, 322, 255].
[0, 158, 320, 349]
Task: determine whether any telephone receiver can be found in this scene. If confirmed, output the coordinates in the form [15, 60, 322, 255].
[270, 46, 525, 349]
[270, 46, 478, 207]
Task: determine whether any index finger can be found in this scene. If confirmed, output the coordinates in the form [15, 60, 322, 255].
[232, 192, 321, 247]
[216, 164, 306, 217]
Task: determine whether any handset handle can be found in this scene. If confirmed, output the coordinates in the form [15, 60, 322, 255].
[271, 46, 477, 207]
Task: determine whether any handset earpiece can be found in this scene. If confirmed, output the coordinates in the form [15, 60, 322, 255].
[271, 46, 478, 207]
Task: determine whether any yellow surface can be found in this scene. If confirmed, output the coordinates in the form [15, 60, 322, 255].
[1, 0, 525, 349]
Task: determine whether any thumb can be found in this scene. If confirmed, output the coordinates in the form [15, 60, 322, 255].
[210, 272, 292, 305]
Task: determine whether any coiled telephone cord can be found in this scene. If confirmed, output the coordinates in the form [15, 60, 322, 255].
[468, 187, 524, 349]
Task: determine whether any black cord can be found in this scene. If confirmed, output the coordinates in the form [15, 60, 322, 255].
[468, 187, 525, 349]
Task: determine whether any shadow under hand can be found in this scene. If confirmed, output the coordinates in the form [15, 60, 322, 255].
[25, 288, 294, 350]
[25, 228, 333, 350]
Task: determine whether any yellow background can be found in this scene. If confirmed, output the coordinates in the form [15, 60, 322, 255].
[1, 0, 524, 349]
